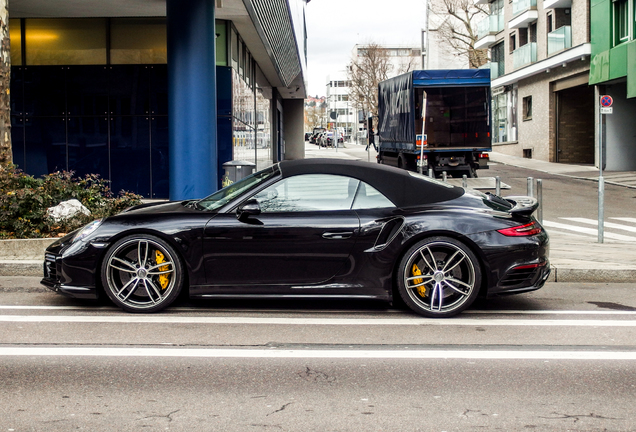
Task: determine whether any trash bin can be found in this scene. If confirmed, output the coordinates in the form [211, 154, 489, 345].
[222, 160, 256, 186]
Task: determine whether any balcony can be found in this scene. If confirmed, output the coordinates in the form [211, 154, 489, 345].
[512, 42, 537, 69]
[475, 14, 504, 49]
[547, 26, 572, 56]
[510, 0, 538, 29]
[543, 0, 571, 8]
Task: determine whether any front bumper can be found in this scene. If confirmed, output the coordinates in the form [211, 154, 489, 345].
[41, 239, 103, 300]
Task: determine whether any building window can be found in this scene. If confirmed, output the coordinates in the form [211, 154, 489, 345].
[25, 18, 107, 65]
[110, 18, 167, 64]
[510, 33, 516, 53]
[546, 13, 553, 33]
[613, 0, 632, 45]
[523, 96, 532, 120]
[529, 22, 537, 43]
[491, 41, 505, 78]
[9, 19, 22, 66]
[215, 20, 228, 67]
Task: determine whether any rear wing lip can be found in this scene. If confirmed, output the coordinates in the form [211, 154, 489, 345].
[504, 196, 539, 216]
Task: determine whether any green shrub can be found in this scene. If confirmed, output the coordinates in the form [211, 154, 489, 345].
[0, 165, 143, 239]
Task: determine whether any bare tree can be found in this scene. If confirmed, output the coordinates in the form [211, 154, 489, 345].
[347, 43, 401, 129]
[430, 0, 489, 68]
[304, 99, 327, 130]
[0, 0, 11, 166]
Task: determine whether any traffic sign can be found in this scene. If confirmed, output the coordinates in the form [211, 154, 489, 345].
[601, 107, 613, 114]
[600, 95, 613, 107]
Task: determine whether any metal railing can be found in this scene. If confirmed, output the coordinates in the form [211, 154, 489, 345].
[512, 0, 537, 16]
[512, 42, 537, 69]
[476, 13, 505, 40]
[547, 26, 572, 56]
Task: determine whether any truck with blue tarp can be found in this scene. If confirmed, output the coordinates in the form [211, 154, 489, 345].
[376, 69, 491, 177]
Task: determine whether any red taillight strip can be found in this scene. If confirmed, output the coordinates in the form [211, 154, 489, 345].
[497, 221, 542, 237]
[513, 261, 547, 270]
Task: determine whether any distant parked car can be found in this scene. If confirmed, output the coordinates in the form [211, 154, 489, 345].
[310, 127, 325, 144]
[320, 131, 343, 147]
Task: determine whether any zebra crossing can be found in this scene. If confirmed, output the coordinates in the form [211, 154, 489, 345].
[542, 217, 636, 242]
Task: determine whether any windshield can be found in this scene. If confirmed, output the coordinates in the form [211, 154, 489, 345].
[196, 165, 279, 211]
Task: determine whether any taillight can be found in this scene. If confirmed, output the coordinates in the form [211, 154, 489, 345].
[497, 221, 542, 237]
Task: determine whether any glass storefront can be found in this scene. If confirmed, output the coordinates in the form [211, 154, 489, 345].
[228, 27, 272, 171]
[492, 87, 517, 144]
[10, 17, 275, 197]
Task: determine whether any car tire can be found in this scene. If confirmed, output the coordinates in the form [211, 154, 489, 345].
[101, 234, 184, 313]
[397, 236, 481, 318]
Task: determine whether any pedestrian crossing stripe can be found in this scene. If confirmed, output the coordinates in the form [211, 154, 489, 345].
[561, 217, 636, 233]
[542, 217, 636, 242]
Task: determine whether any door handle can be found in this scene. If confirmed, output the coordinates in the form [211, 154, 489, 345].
[322, 232, 353, 240]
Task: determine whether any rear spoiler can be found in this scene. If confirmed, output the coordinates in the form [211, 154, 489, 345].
[504, 196, 539, 216]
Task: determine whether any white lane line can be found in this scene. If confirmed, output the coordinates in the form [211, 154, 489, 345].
[542, 220, 636, 241]
[1, 306, 636, 315]
[1, 315, 635, 326]
[561, 217, 636, 233]
[611, 217, 636, 224]
[1, 347, 636, 360]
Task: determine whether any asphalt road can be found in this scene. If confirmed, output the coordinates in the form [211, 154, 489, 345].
[2, 279, 636, 431]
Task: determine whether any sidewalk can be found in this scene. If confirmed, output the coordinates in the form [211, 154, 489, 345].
[2, 145, 635, 283]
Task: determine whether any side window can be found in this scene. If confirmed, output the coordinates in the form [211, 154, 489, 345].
[254, 174, 359, 212]
[352, 182, 395, 209]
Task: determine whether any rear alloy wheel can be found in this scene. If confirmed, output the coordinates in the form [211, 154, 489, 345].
[101, 235, 184, 313]
[397, 236, 481, 318]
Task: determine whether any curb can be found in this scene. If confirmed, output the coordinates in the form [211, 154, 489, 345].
[0, 261, 43, 277]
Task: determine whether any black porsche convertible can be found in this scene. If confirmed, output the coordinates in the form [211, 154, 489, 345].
[42, 158, 550, 318]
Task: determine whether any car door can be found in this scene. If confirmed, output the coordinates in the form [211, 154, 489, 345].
[203, 174, 361, 286]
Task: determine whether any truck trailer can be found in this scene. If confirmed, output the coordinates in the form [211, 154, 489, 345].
[377, 69, 491, 177]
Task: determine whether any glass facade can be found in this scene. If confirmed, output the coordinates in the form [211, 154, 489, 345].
[11, 65, 169, 198]
[229, 26, 272, 171]
[25, 19, 108, 65]
[10, 17, 275, 197]
[110, 18, 168, 64]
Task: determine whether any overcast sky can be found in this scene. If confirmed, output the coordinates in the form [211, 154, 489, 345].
[305, 0, 426, 97]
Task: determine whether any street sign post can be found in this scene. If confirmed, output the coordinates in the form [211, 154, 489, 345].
[597, 94, 613, 243]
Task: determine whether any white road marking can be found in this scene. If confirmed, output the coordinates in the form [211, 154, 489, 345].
[561, 217, 636, 233]
[542, 220, 636, 241]
[1, 306, 635, 315]
[1, 315, 635, 326]
[611, 217, 636, 224]
[1, 346, 636, 360]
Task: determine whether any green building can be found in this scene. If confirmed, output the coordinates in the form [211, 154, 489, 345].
[589, 0, 636, 170]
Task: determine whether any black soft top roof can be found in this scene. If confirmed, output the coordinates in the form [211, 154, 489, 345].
[278, 159, 463, 207]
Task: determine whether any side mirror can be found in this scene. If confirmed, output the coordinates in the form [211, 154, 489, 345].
[237, 199, 261, 221]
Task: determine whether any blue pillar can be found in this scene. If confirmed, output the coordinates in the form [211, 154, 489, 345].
[167, 0, 217, 200]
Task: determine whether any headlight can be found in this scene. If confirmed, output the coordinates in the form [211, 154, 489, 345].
[73, 219, 103, 243]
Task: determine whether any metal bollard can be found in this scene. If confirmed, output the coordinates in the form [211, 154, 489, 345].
[536, 179, 543, 225]
[442, 171, 447, 182]
[462, 174, 467, 188]
[527, 177, 534, 198]
[428, 168, 433, 178]
[495, 176, 501, 196]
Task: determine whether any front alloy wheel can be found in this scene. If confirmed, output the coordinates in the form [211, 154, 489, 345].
[101, 235, 184, 313]
[397, 237, 481, 318]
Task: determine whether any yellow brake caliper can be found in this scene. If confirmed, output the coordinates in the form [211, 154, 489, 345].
[412, 263, 427, 296]
[155, 250, 170, 289]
